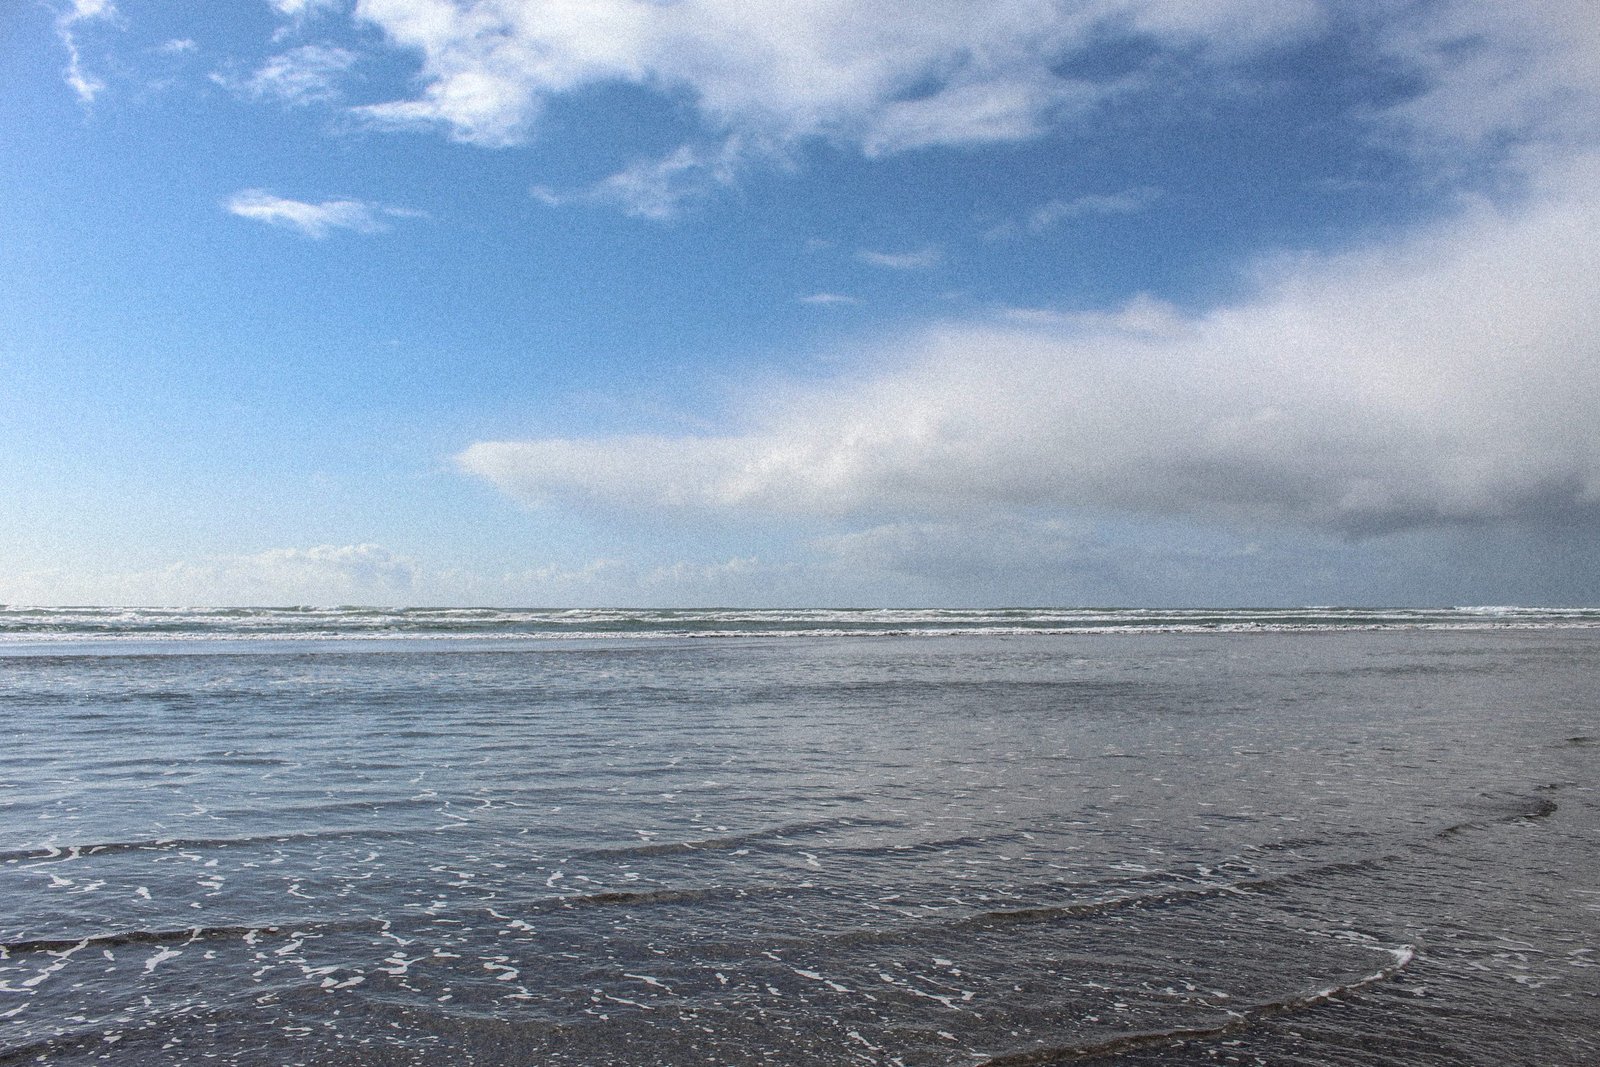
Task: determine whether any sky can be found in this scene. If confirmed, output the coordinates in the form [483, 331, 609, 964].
[3, 0, 1599, 607]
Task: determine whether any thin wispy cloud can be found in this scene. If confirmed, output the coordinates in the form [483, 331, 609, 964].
[270, 0, 340, 16]
[799, 293, 861, 306]
[987, 187, 1162, 239]
[228, 44, 357, 105]
[856, 247, 942, 270]
[56, 0, 117, 104]
[590, 140, 747, 220]
[224, 190, 414, 238]
[528, 140, 750, 219]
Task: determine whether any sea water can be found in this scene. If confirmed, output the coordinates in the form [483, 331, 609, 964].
[1, 608, 1597, 1065]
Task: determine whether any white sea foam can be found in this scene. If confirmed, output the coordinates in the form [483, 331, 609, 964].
[2, 605, 1599, 650]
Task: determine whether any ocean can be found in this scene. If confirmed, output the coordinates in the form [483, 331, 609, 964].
[2, 607, 1597, 1065]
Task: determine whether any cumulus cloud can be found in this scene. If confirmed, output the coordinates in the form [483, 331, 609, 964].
[224, 189, 414, 237]
[460, 152, 1600, 539]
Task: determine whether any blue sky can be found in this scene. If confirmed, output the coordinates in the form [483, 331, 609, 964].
[4, 0, 1599, 606]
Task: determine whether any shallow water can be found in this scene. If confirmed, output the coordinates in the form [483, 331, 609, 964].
[2, 615, 1597, 1065]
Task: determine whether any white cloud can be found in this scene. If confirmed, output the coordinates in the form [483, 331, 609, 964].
[857, 246, 943, 270]
[232, 44, 357, 104]
[224, 189, 412, 237]
[340, 2, 1592, 177]
[799, 293, 861, 306]
[460, 151, 1600, 539]
[590, 139, 748, 219]
[1035, 188, 1159, 223]
[525, 139, 753, 219]
[270, 0, 342, 18]
[1380, 0, 1600, 155]
[56, 0, 117, 104]
[528, 184, 564, 207]
[987, 187, 1162, 239]
[344, 0, 1333, 150]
